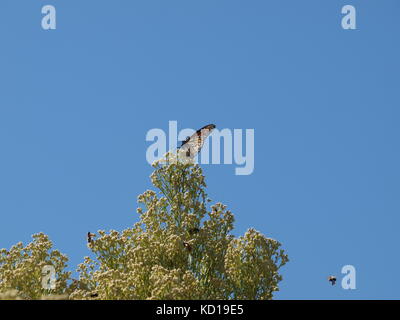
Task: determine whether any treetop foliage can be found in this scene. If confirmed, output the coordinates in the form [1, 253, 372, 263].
[0, 159, 288, 300]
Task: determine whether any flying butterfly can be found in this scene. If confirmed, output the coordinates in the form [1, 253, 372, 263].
[177, 124, 216, 163]
[328, 275, 337, 286]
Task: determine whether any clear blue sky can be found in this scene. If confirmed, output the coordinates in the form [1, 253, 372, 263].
[0, 1, 399, 299]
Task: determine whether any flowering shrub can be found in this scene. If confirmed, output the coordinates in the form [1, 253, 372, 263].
[0, 233, 70, 300]
[1, 160, 288, 300]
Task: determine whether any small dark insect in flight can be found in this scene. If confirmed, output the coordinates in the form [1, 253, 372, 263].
[188, 228, 200, 235]
[87, 232, 96, 243]
[328, 276, 337, 286]
[183, 241, 192, 252]
[178, 124, 216, 160]
[90, 293, 99, 298]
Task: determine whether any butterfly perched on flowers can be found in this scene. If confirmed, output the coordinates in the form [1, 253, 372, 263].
[177, 124, 216, 162]
[87, 232, 96, 244]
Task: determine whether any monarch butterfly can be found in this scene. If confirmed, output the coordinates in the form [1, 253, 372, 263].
[177, 124, 216, 162]
[87, 232, 96, 243]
